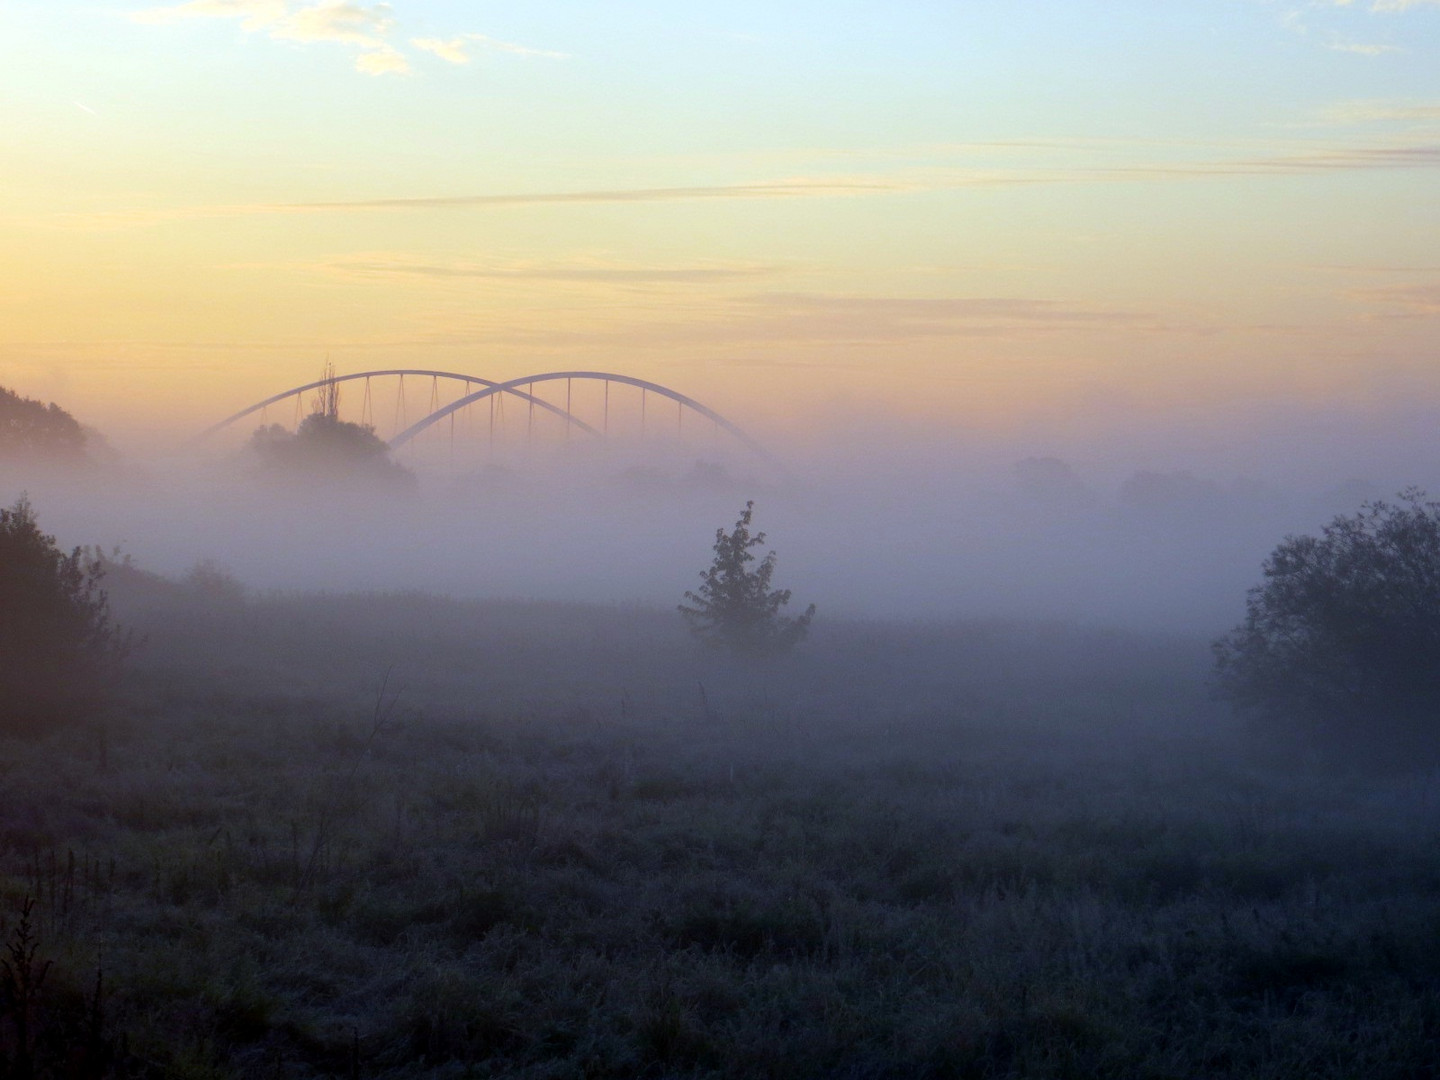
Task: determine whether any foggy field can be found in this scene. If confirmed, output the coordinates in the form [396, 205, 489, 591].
[12, 0, 1440, 1074]
[3, 587, 1439, 1078]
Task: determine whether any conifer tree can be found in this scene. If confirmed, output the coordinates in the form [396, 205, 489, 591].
[680, 501, 814, 658]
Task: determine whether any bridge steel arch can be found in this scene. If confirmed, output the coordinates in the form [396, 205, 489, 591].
[389, 371, 775, 463]
[191, 369, 601, 444]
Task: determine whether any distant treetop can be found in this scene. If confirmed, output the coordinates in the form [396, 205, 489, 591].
[0, 385, 88, 463]
[248, 364, 415, 491]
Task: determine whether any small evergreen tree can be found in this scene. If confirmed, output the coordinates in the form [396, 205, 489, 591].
[0, 496, 128, 733]
[680, 501, 815, 658]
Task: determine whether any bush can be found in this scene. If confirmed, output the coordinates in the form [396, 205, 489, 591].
[1214, 489, 1440, 767]
[0, 496, 127, 733]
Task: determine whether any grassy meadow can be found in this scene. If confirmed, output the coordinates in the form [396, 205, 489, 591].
[2, 572, 1439, 1077]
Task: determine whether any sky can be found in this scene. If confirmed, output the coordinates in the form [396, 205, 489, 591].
[2, 0, 1440, 466]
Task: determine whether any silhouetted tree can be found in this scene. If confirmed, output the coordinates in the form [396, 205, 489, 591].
[680, 501, 815, 658]
[1214, 489, 1440, 767]
[0, 386, 86, 464]
[0, 496, 127, 733]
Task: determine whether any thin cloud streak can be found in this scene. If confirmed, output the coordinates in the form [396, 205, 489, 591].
[1326, 39, 1402, 54]
[1349, 282, 1440, 315]
[314, 256, 777, 285]
[410, 36, 467, 63]
[719, 293, 1154, 343]
[290, 181, 905, 211]
[1319, 100, 1440, 123]
[33, 291, 1149, 354]
[404, 292, 1159, 352]
[284, 141, 1440, 208]
[39, 135, 1440, 231]
[1322, 0, 1440, 13]
[43, 180, 908, 229]
[1308, 262, 1440, 273]
[1366, 0, 1440, 10]
[744, 293, 1141, 323]
[463, 33, 567, 60]
[1097, 143, 1440, 178]
[411, 33, 567, 64]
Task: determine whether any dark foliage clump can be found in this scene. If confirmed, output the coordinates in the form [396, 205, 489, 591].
[0, 496, 128, 734]
[248, 363, 414, 492]
[0, 386, 86, 464]
[249, 414, 413, 490]
[680, 501, 814, 658]
[1215, 488, 1440, 767]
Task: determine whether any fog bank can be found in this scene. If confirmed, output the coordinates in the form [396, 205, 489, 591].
[6, 419, 1427, 635]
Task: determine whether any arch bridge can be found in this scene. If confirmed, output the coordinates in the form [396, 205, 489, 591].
[195, 368, 775, 465]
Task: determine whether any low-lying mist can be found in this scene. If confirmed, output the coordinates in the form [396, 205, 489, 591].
[1, 422, 1421, 636]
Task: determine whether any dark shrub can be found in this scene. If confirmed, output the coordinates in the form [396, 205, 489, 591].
[0, 496, 127, 733]
[1215, 489, 1440, 767]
